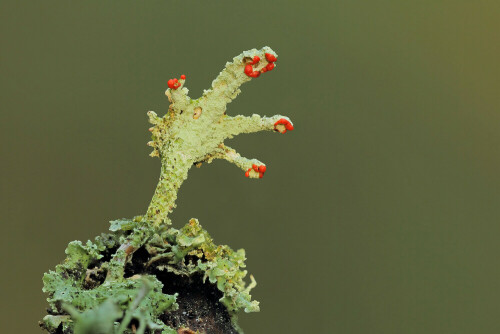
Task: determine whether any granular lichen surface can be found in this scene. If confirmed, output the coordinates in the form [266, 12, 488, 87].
[145, 46, 293, 226]
[40, 46, 294, 334]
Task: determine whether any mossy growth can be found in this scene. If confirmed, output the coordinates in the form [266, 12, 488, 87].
[40, 47, 293, 333]
[41, 218, 258, 333]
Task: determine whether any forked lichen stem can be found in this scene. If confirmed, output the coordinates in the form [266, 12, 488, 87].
[143, 47, 294, 226]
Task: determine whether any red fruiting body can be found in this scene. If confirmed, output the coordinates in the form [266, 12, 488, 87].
[180, 74, 186, 80]
[244, 65, 253, 74]
[274, 118, 294, 133]
[265, 53, 277, 62]
[245, 53, 277, 77]
[245, 165, 267, 178]
[168, 78, 183, 90]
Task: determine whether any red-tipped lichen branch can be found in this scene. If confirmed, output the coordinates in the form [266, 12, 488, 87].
[144, 47, 294, 225]
[211, 144, 267, 179]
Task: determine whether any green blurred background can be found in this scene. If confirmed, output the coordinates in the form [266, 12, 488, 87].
[1, 1, 499, 333]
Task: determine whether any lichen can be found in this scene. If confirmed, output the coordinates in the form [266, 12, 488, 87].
[41, 47, 294, 334]
[145, 46, 294, 226]
[41, 219, 258, 333]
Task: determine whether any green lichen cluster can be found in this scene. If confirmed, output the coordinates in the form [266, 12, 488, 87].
[41, 218, 258, 333]
[41, 47, 293, 333]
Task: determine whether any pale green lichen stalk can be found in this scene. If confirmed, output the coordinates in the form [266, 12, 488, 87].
[145, 46, 294, 226]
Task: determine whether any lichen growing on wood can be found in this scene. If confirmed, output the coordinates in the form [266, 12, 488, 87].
[40, 47, 294, 334]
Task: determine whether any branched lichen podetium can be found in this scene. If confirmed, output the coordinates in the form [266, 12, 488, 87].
[40, 47, 294, 334]
[145, 46, 294, 226]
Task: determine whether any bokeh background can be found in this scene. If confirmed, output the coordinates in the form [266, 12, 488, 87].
[1, 1, 499, 333]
